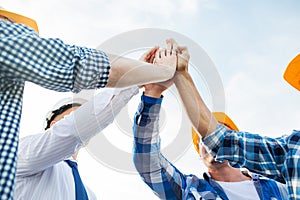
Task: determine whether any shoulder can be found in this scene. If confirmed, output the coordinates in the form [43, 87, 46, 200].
[1, 21, 37, 37]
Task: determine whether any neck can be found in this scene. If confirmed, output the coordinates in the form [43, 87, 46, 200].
[208, 165, 251, 182]
[72, 152, 79, 161]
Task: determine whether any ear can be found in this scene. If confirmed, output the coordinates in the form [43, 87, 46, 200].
[50, 120, 57, 127]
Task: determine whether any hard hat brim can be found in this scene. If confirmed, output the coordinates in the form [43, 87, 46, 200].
[284, 54, 300, 91]
[192, 112, 239, 154]
[0, 9, 39, 33]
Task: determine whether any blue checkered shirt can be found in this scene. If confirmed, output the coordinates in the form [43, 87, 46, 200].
[0, 21, 110, 199]
[133, 95, 288, 199]
[203, 124, 300, 200]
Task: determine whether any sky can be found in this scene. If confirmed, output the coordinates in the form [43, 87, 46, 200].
[2, 0, 300, 199]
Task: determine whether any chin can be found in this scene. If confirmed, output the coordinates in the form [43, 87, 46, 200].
[211, 160, 225, 166]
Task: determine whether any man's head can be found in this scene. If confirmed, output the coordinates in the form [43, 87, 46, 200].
[45, 102, 82, 130]
[284, 54, 300, 91]
[192, 112, 239, 168]
[0, 7, 39, 32]
[198, 140, 229, 169]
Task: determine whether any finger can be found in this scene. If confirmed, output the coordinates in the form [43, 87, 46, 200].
[150, 46, 160, 54]
[149, 53, 156, 63]
[147, 46, 160, 59]
[162, 48, 167, 57]
[150, 47, 160, 61]
[177, 46, 187, 53]
[166, 39, 173, 52]
[155, 48, 161, 60]
[172, 41, 178, 54]
[140, 46, 159, 62]
[178, 46, 190, 59]
[171, 49, 177, 56]
[166, 38, 178, 53]
[167, 48, 174, 56]
[166, 49, 171, 56]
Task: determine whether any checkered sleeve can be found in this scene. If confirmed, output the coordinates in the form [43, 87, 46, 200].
[283, 130, 300, 199]
[133, 94, 186, 200]
[203, 126, 300, 199]
[0, 21, 110, 200]
[0, 79, 24, 200]
[0, 22, 110, 92]
[202, 125, 287, 182]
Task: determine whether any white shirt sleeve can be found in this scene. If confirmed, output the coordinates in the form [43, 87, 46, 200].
[17, 86, 139, 177]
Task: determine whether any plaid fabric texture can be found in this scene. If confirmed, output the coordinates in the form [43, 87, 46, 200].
[203, 124, 300, 200]
[133, 95, 223, 200]
[0, 21, 110, 199]
[133, 95, 288, 200]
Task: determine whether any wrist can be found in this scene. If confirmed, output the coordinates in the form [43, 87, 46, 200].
[176, 65, 187, 71]
[174, 70, 189, 79]
[144, 90, 163, 98]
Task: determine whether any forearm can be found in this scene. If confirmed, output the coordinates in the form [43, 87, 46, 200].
[133, 95, 164, 175]
[105, 54, 175, 87]
[133, 95, 184, 199]
[173, 71, 218, 138]
[17, 86, 138, 176]
[72, 86, 138, 142]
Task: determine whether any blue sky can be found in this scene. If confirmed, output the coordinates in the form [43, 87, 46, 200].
[3, 0, 300, 199]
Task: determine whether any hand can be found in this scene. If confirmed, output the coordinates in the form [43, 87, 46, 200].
[143, 48, 175, 97]
[139, 46, 159, 63]
[153, 48, 177, 70]
[144, 81, 173, 98]
[166, 39, 190, 71]
[137, 46, 160, 90]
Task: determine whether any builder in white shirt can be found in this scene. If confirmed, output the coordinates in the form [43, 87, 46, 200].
[13, 45, 177, 200]
[15, 87, 138, 200]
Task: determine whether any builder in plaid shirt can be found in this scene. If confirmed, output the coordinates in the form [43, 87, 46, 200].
[0, 8, 176, 199]
[165, 39, 299, 199]
[133, 41, 287, 199]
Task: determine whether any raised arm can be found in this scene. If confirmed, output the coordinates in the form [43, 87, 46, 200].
[168, 39, 218, 138]
[133, 87, 189, 200]
[0, 22, 176, 91]
[133, 47, 188, 199]
[169, 40, 291, 192]
[17, 86, 138, 176]
[105, 52, 176, 88]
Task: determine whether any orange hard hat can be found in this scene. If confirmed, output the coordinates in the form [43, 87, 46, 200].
[192, 112, 239, 154]
[283, 54, 300, 91]
[0, 7, 39, 33]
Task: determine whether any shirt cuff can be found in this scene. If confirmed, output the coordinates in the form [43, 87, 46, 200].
[201, 124, 228, 157]
[142, 93, 163, 104]
[138, 93, 163, 115]
[95, 51, 111, 88]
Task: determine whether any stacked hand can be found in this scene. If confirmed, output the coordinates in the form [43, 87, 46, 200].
[166, 39, 190, 72]
[140, 39, 190, 97]
[139, 45, 175, 97]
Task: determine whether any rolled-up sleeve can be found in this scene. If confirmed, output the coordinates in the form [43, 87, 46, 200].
[0, 22, 110, 92]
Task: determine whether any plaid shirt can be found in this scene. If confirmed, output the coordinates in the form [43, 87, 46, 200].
[0, 21, 110, 199]
[203, 124, 300, 200]
[133, 95, 287, 200]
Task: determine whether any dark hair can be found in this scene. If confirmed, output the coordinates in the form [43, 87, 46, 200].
[45, 103, 81, 130]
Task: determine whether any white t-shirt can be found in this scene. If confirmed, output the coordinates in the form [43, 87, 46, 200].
[216, 180, 260, 200]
